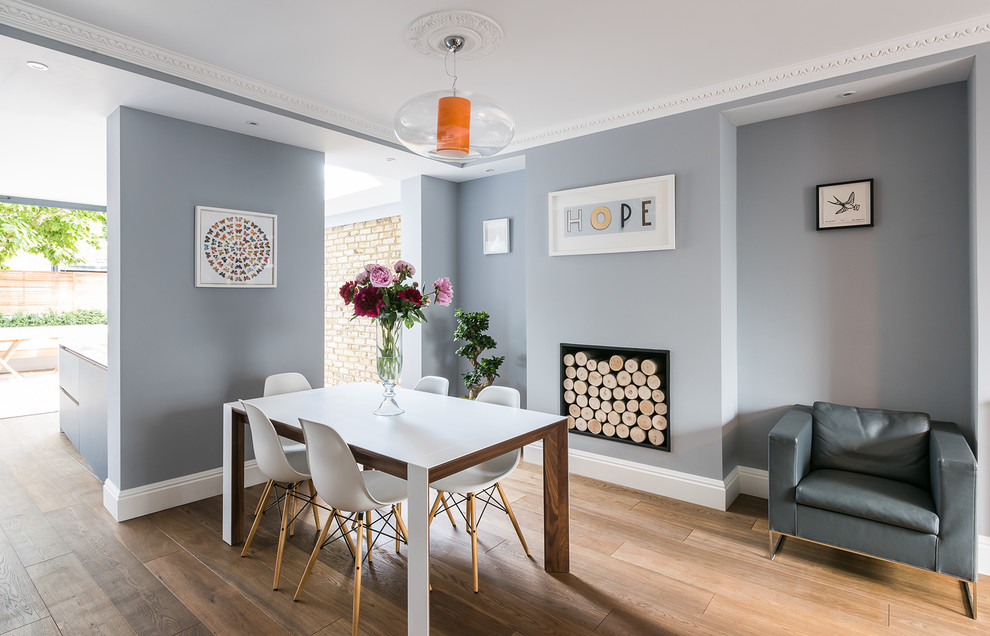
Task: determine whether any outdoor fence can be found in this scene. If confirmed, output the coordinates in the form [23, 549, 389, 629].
[0, 271, 107, 314]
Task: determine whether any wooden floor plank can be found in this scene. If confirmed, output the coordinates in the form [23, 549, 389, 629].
[0, 465, 70, 568]
[25, 553, 136, 636]
[0, 616, 61, 636]
[45, 503, 200, 636]
[145, 549, 290, 636]
[0, 528, 49, 634]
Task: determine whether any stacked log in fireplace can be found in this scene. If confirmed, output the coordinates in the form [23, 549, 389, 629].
[560, 343, 670, 452]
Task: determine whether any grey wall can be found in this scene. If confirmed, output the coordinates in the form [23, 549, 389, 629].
[418, 176, 460, 384]
[735, 83, 972, 469]
[108, 107, 325, 490]
[455, 171, 527, 402]
[525, 109, 731, 480]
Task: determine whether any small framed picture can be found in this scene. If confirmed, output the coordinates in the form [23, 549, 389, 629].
[817, 179, 874, 230]
[483, 218, 510, 254]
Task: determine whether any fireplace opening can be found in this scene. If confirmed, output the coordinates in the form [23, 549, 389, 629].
[560, 343, 670, 452]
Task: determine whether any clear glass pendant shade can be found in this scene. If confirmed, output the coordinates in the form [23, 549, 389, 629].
[394, 90, 515, 162]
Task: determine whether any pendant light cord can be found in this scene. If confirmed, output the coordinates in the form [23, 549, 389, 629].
[443, 49, 459, 97]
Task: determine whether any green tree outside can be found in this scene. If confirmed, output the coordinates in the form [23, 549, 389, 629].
[0, 203, 107, 270]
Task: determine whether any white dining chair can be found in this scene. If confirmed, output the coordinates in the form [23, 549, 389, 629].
[252, 372, 314, 519]
[428, 385, 530, 592]
[264, 372, 312, 396]
[413, 375, 449, 396]
[239, 401, 320, 590]
[294, 418, 408, 636]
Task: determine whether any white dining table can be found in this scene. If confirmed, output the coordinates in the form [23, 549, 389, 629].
[221, 382, 569, 636]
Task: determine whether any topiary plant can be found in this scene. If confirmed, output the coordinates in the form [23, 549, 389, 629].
[454, 308, 505, 399]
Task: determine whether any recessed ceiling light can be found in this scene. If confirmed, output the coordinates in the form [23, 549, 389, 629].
[838, 90, 857, 98]
[385, 157, 396, 162]
[485, 169, 495, 173]
[246, 121, 259, 126]
[26, 61, 48, 71]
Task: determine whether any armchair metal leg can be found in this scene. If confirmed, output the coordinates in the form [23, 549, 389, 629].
[768, 531, 783, 560]
[963, 579, 977, 620]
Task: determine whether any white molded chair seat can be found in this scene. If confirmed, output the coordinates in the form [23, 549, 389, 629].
[427, 385, 529, 593]
[413, 375, 450, 396]
[294, 418, 409, 636]
[429, 450, 520, 494]
[239, 401, 320, 591]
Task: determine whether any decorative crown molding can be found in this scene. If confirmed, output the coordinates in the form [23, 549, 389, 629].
[0, 0, 393, 141]
[2, 1, 990, 154]
[510, 15, 990, 150]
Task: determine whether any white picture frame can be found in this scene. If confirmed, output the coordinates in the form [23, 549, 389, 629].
[195, 206, 277, 288]
[548, 174, 675, 256]
[483, 218, 510, 254]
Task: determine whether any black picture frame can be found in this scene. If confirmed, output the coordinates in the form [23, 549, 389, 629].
[816, 178, 874, 230]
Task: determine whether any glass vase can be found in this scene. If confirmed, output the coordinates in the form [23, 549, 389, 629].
[374, 320, 404, 415]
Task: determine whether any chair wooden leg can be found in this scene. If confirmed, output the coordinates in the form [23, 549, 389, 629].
[440, 492, 458, 527]
[768, 531, 783, 560]
[352, 512, 364, 636]
[308, 479, 321, 530]
[468, 493, 479, 593]
[241, 481, 273, 557]
[963, 579, 977, 619]
[273, 484, 293, 590]
[495, 482, 530, 556]
[429, 492, 443, 524]
[289, 484, 298, 537]
[394, 504, 402, 552]
[395, 505, 409, 543]
[253, 479, 274, 517]
[337, 512, 357, 557]
[293, 512, 334, 601]
[366, 514, 374, 563]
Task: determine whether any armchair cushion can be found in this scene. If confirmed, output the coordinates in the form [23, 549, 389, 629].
[795, 469, 938, 534]
[811, 401, 930, 489]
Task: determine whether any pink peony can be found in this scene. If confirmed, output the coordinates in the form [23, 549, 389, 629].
[369, 264, 394, 288]
[433, 277, 453, 306]
[353, 286, 384, 317]
[394, 260, 415, 276]
[354, 270, 369, 284]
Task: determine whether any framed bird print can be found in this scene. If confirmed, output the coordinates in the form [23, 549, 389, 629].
[817, 179, 873, 230]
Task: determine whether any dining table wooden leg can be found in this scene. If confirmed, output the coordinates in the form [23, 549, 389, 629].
[543, 419, 569, 573]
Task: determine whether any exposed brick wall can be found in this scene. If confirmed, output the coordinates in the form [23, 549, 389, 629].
[324, 216, 402, 386]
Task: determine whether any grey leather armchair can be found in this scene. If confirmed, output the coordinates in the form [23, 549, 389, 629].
[768, 402, 977, 618]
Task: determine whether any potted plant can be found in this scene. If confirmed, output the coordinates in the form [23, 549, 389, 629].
[454, 308, 505, 399]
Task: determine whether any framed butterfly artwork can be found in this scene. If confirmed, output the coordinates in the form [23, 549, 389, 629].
[195, 206, 277, 288]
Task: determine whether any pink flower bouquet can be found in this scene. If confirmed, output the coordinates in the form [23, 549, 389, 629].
[340, 260, 453, 329]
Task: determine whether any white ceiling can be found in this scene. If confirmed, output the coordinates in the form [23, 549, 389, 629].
[1, 1, 989, 211]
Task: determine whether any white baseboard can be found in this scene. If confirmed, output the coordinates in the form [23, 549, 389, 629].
[738, 466, 769, 499]
[103, 460, 266, 522]
[523, 442, 735, 511]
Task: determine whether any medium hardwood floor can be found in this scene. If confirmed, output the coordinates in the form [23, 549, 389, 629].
[0, 411, 985, 635]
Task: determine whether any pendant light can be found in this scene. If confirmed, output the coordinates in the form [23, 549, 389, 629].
[394, 33, 514, 162]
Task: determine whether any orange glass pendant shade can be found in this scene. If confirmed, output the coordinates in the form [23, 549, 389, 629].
[436, 95, 471, 157]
